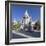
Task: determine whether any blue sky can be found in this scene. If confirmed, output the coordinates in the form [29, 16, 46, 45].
[10, 4, 41, 21]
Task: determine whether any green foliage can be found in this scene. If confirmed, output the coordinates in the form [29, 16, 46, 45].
[15, 22, 20, 30]
[12, 22, 21, 31]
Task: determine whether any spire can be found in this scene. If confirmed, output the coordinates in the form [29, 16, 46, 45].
[25, 10, 29, 17]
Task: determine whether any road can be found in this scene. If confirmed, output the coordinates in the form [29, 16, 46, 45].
[11, 29, 40, 39]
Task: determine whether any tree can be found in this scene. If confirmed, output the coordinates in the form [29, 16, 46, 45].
[33, 20, 40, 30]
[12, 21, 21, 31]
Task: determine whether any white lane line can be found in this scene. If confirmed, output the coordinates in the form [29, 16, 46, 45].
[12, 30, 32, 38]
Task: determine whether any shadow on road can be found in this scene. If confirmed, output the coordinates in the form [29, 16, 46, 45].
[20, 30, 40, 37]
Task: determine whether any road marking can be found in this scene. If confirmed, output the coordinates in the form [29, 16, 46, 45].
[12, 30, 32, 38]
